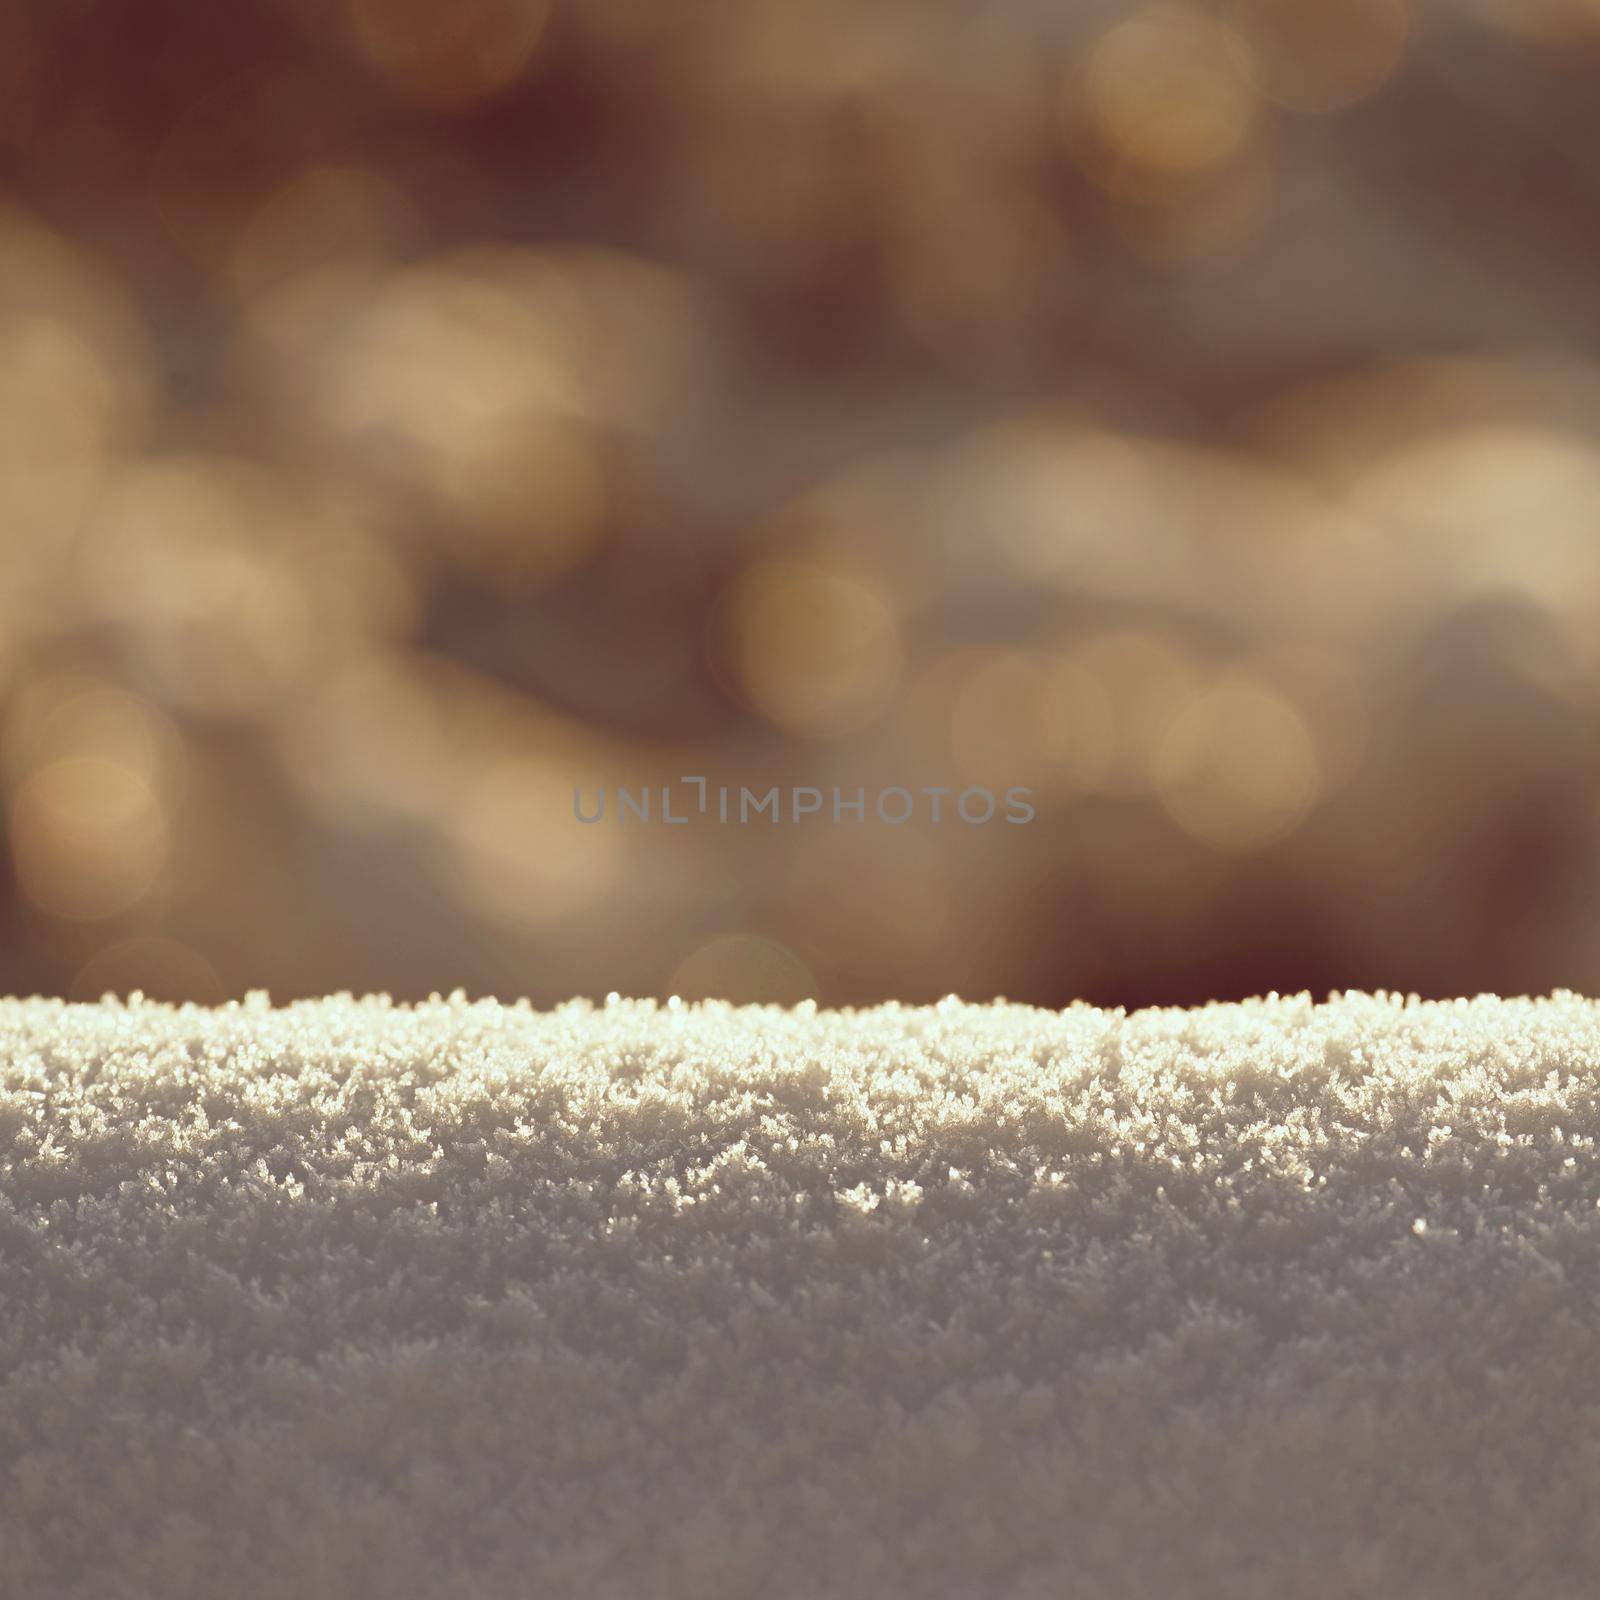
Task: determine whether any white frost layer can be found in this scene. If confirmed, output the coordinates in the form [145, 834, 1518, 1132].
[4, 992, 1600, 1598]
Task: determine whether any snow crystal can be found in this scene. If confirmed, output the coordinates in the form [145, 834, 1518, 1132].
[3, 991, 1600, 1596]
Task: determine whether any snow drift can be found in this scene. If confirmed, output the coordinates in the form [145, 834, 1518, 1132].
[3, 991, 1599, 1597]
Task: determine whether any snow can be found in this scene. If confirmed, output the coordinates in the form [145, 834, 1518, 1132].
[4, 990, 1599, 1596]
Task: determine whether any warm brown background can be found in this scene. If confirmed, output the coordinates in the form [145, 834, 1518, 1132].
[3, 0, 1600, 1009]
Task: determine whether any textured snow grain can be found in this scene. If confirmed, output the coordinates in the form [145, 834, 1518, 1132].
[3, 992, 1600, 1597]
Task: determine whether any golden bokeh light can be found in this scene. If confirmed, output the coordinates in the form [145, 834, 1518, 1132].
[439, 413, 608, 581]
[77, 455, 412, 721]
[280, 655, 455, 830]
[78, 458, 317, 717]
[11, 757, 168, 922]
[0, 0, 1595, 1010]
[345, 0, 552, 110]
[1225, 0, 1410, 114]
[944, 422, 1163, 589]
[667, 934, 817, 1006]
[1261, 646, 1371, 797]
[455, 249, 714, 437]
[242, 248, 711, 602]
[1153, 671, 1320, 851]
[0, 213, 151, 583]
[330, 262, 582, 435]
[1068, 632, 1202, 796]
[321, 260, 607, 585]
[234, 255, 385, 398]
[714, 562, 903, 739]
[1077, 6, 1257, 195]
[71, 937, 227, 1005]
[0, 315, 118, 547]
[1347, 425, 1600, 617]
[150, 67, 349, 269]
[3, 677, 184, 800]
[948, 651, 1117, 798]
[232, 165, 420, 299]
[1349, 424, 1600, 540]
[1107, 143, 1277, 263]
[441, 754, 627, 926]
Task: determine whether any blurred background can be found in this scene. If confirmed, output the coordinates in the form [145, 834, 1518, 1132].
[3, 0, 1600, 1009]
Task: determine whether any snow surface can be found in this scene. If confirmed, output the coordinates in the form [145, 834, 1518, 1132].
[4, 991, 1600, 1597]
